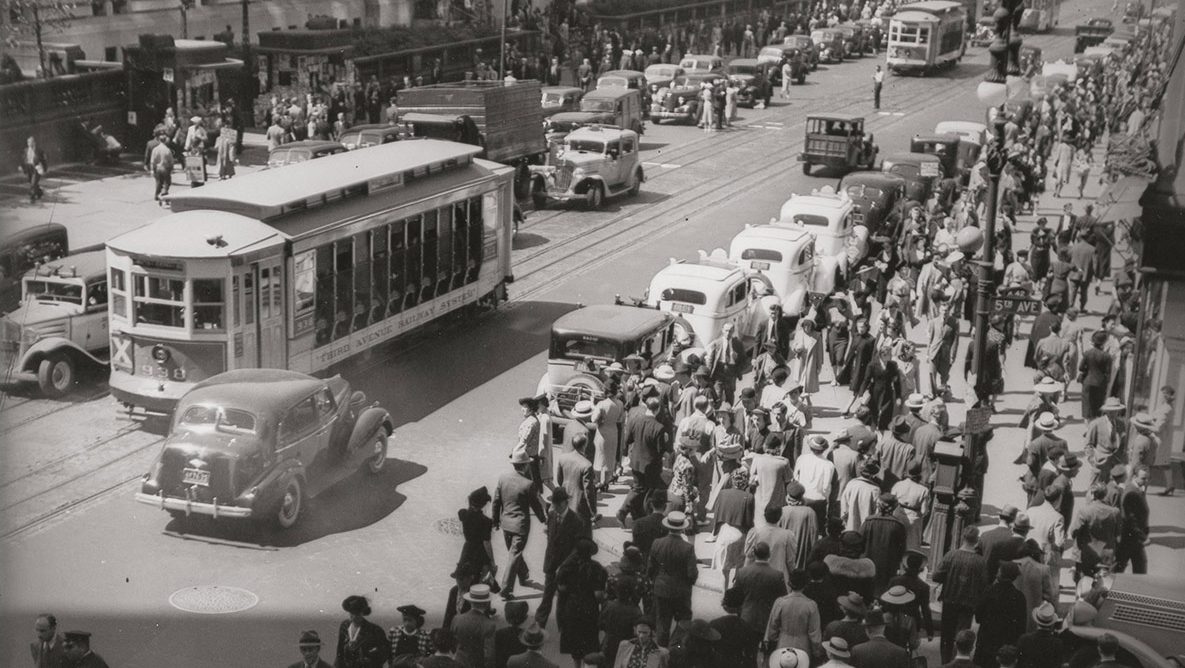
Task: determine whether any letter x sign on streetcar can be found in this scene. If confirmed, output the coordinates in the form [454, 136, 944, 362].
[991, 296, 1042, 316]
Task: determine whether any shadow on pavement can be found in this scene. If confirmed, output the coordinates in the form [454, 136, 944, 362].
[513, 231, 550, 250]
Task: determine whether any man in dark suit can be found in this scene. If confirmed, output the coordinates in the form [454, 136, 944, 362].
[977, 505, 1018, 567]
[851, 608, 910, 668]
[60, 632, 110, 668]
[494, 453, 547, 598]
[648, 511, 699, 646]
[620, 396, 670, 524]
[556, 433, 598, 528]
[1014, 602, 1066, 668]
[506, 622, 556, 668]
[972, 562, 1027, 668]
[631, 491, 667, 562]
[30, 613, 66, 668]
[1117, 465, 1150, 574]
[1078, 329, 1112, 420]
[942, 629, 977, 668]
[983, 512, 1031, 583]
[534, 488, 586, 628]
[290, 630, 332, 668]
[732, 541, 788, 635]
[452, 586, 497, 668]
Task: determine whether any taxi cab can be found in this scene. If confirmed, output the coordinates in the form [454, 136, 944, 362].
[776, 187, 869, 295]
[644, 250, 772, 357]
[727, 224, 816, 318]
[537, 305, 675, 419]
[135, 369, 394, 529]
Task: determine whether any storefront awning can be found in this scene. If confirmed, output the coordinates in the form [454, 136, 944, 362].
[1096, 175, 1154, 222]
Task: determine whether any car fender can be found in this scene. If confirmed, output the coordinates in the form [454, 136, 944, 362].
[576, 176, 607, 194]
[252, 458, 306, 514]
[19, 336, 107, 372]
[346, 406, 394, 454]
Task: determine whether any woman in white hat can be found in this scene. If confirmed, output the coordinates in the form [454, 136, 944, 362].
[1019, 376, 1063, 442]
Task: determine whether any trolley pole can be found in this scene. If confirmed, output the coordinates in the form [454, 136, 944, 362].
[499, 0, 508, 80]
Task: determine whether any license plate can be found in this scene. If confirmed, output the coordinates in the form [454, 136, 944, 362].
[670, 303, 694, 314]
[182, 468, 210, 487]
[751, 261, 771, 270]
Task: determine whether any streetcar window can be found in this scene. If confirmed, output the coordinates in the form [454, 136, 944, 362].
[437, 205, 452, 297]
[111, 268, 127, 320]
[193, 279, 224, 330]
[388, 220, 406, 315]
[25, 280, 83, 304]
[371, 227, 389, 324]
[334, 240, 353, 339]
[421, 209, 438, 303]
[293, 249, 316, 319]
[353, 233, 371, 331]
[452, 201, 470, 291]
[133, 275, 184, 328]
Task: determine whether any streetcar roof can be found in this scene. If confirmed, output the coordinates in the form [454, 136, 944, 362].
[892, 11, 943, 22]
[899, 0, 965, 12]
[551, 305, 673, 341]
[107, 210, 286, 258]
[166, 139, 483, 221]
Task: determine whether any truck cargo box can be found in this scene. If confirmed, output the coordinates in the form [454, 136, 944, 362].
[397, 80, 545, 164]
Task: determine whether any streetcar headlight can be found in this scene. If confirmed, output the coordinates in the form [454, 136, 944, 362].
[151, 344, 171, 364]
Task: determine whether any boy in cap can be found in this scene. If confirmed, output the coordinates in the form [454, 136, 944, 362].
[292, 630, 331, 668]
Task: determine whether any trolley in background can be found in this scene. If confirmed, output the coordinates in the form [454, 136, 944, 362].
[1019, 0, 1060, 32]
[886, 0, 968, 75]
[106, 139, 515, 413]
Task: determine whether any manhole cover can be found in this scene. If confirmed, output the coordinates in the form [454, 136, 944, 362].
[169, 585, 259, 614]
[434, 517, 463, 536]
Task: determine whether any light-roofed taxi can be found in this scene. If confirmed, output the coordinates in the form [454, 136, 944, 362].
[775, 186, 869, 295]
[728, 223, 816, 321]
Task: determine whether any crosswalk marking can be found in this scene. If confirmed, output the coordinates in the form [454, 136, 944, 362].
[642, 161, 682, 169]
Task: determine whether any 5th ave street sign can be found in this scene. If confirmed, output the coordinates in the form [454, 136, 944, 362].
[991, 295, 1042, 315]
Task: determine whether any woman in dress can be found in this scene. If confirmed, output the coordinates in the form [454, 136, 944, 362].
[453, 486, 498, 608]
[667, 441, 699, 531]
[592, 382, 625, 491]
[334, 596, 390, 668]
[822, 293, 853, 385]
[388, 605, 431, 667]
[556, 538, 608, 666]
[857, 344, 902, 432]
[708, 468, 754, 591]
[789, 317, 822, 415]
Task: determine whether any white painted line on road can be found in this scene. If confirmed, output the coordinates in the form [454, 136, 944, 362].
[642, 162, 683, 169]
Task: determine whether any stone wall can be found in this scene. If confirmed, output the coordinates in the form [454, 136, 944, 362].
[0, 70, 129, 165]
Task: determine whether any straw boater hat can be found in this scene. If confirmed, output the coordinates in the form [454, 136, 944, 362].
[662, 511, 690, 531]
[945, 250, 965, 264]
[509, 449, 531, 465]
[823, 637, 852, 658]
[880, 585, 916, 606]
[571, 400, 594, 420]
[1034, 377, 1062, 394]
[464, 584, 493, 606]
[771, 647, 811, 668]
[1101, 397, 1125, 413]
[904, 393, 926, 409]
[1034, 412, 1060, 432]
[653, 363, 676, 382]
[606, 361, 626, 375]
[1131, 412, 1156, 431]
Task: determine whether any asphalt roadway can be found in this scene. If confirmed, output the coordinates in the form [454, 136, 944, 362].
[4, 3, 1184, 665]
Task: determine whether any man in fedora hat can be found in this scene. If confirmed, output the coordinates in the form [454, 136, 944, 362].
[794, 435, 836, 528]
[972, 562, 1026, 668]
[452, 585, 497, 668]
[825, 593, 870, 649]
[984, 510, 1030, 581]
[820, 636, 854, 666]
[1117, 465, 1150, 574]
[506, 622, 556, 667]
[901, 392, 928, 440]
[291, 630, 331, 668]
[494, 451, 547, 599]
[648, 511, 699, 646]
[535, 487, 586, 628]
[1103, 464, 1128, 508]
[1069, 483, 1122, 578]
[1050, 452, 1082, 524]
[839, 460, 881, 532]
[60, 631, 109, 668]
[851, 607, 910, 668]
[1014, 602, 1066, 668]
[389, 605, 432, 666]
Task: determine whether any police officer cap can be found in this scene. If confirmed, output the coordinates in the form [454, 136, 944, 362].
[63, 631, 92, 644]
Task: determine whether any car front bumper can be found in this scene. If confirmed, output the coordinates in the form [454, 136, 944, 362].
[651, 109, 696, 121]
[135, 491, 255, 519]
[540, 188, 592, 203]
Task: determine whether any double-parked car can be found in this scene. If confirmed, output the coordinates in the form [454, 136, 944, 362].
[725, 59, 775, 107]
[135, 369, 394, 530]
[812, 28, 847, 63]
[529, 126, 644, 210]
[836, 23, 871, 57]
[757, 44, 809, 85]
[651, 72, 727, 124]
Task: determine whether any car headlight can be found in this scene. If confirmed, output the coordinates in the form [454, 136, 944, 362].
[572, 168, 586, 178]
[22, 328, 41, 344]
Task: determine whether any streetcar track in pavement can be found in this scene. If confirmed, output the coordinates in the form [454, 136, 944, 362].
[0, 387, 112, 436]
[0, 420, 144, 492]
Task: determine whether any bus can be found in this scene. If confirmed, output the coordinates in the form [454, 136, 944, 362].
[886, 0, 968, 75]
[106, 140, 515, 413]
[1019, 0, 1060, 32]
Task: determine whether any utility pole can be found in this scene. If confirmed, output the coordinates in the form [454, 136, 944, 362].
[179, 0, 192, 38]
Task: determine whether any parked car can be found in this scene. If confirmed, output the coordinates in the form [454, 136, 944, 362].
[266, 140, 346, 169]
[0, 222, 69, 315]
[528, 125, 644, 210]
[776, 186, 868, 295]
[837, 170, 908, 239]
[337, 123, 400, 150]
[756, 44, 808, 85]
[597, 69, 651, 111]
[836, 23, 870, 57]
[543, 111, 614, 145]
[933, 121, 986, 183]
[0, 249, 109, 397]
[1064, 574, 1185, 667]
[536, 305, 676, 426]
[881, 151, 945, 204]
[726, 58, 774, 107]
[727, 224, 816, 318]
[910, 133, 962, 182]
[1075, 17, 1114, 52]
[799, 113, 878, 176]
[783, 34, 820, 70]
[651, 73, 726, 124]
[135, 369, 394, 529]
[578, 86, 645, 135]
[811, 28, 847, 63]
[678, 53, 725, 73]
[541, 86, 584, 118]
[643, 63, 684, 91]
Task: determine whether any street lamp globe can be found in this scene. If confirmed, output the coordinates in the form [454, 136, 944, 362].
[976, 81, 1008, 107]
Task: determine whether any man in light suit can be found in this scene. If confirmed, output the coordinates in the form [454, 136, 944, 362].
[763, 568, 822, 659]
[494, 453, 547, 598]
[506, 623, 557, 667]
[30, 613, 66, 668]
[556, 433, 598, 528]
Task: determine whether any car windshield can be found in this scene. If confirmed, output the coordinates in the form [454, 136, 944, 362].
[580, 98, 616, 112]
[547, 120, 581, 132]
[646, 66, 678, 78]
[758, 47, 783, 59]
[789, 37, 811, 46]
[543, 93, 570, 105]
[845, 185, 883, 199]
[179, 405, 258, 434]
[24, 279, 83, 304]
[566, 140, 605, 153]
[729, 64, 756, 75]
[659, 288, 707, 305]
[599, 77, 629, 88]
[788, 214, 830, 227]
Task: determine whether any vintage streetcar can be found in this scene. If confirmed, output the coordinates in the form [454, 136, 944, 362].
[134, 369, 393, 529]
[107, 140, 515, 413]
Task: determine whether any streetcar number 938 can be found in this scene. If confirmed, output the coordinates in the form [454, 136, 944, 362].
[182, 468, 210, 487]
